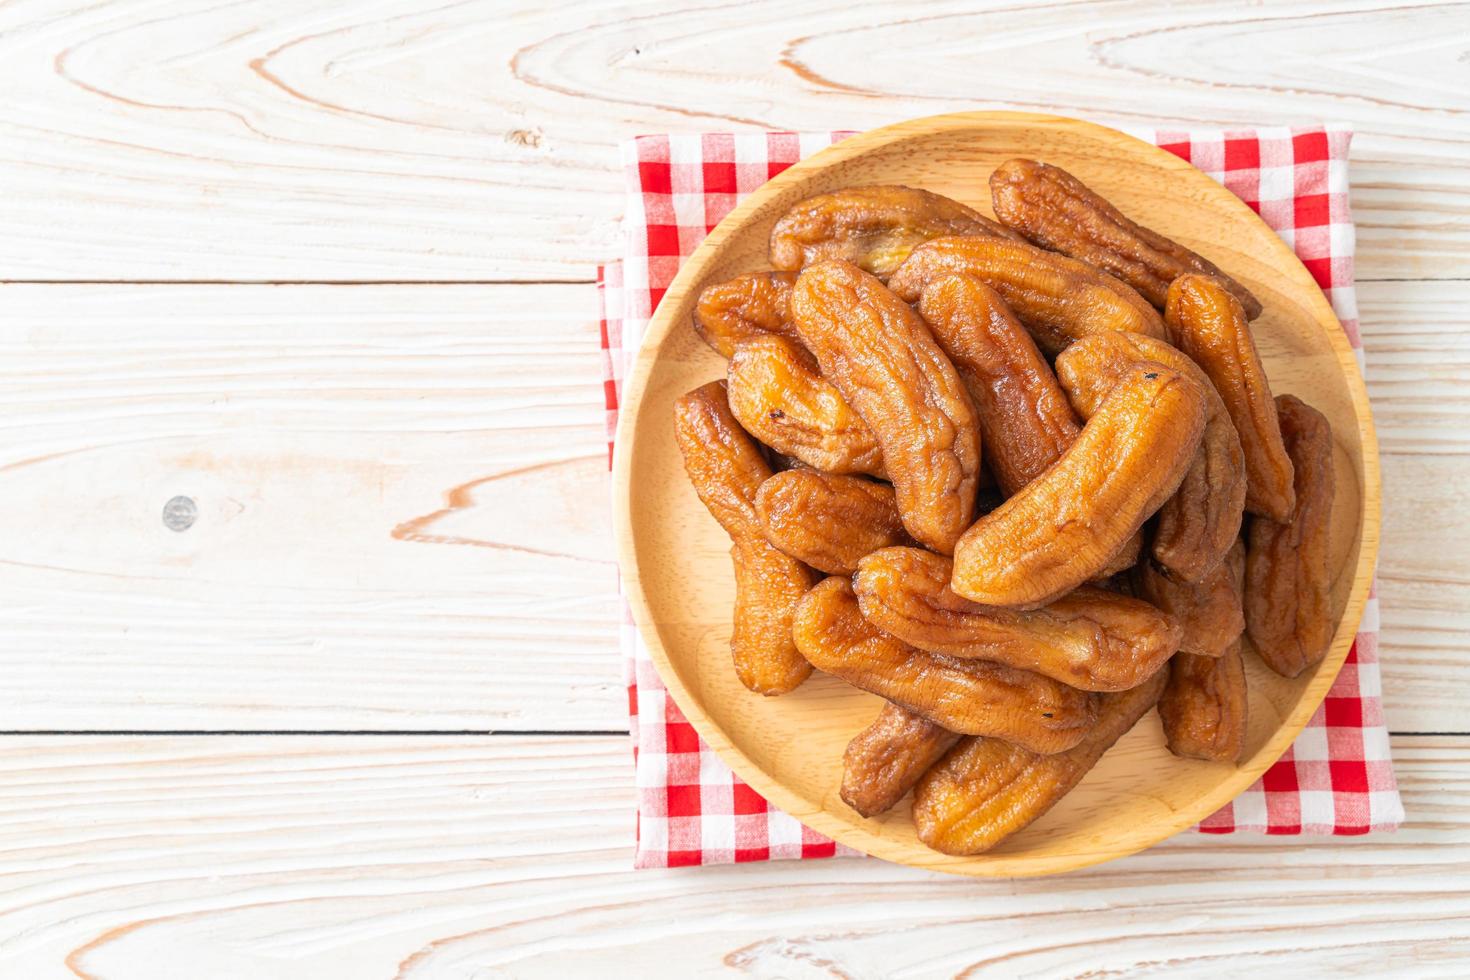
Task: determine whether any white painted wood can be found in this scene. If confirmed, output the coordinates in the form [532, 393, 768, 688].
[1359, 279, 1470, 733]
[0, 734, 1455, 977]
[1360, 280, 1470, 457]
[1, 0, 1466, 281]
[0, 279, 1460, 732]
[0, 283, 624, 731]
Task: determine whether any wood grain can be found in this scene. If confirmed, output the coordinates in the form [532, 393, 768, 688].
[1380, 453, 1470, 732]
[613, 112, 1377, 875]
[0, 734, 1458, 976]
[1358, 279, 1470, 733]
[1360, 279, 1470, 455]
[1, 0, 1467, 281]
[0, 283, 623, 731]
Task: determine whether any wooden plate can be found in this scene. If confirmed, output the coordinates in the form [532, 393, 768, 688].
[611, 111, 1379, 877]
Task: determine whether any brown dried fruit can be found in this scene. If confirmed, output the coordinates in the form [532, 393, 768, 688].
[990, 158, 1263, 318]
[841, 703, 961, 818]
[755, 470, 909, 576]
[728, 535, 820, 695]
[692, 271, 801, 358]
[888, 236, 1167, 357]
[1245, 394, 1337, 678]
[915, 273, 1081, 496]
[673, 381, 816, 694]
[854, 547, 1181, 692]
[727, 335, 887, 478]
[1135, 541, 1246, 658]
[912, 667, 1167, 855]
[1095, 530, 1145, 581]
[1056, 331, 1247, 582]
[792, 577, 1097, 754]
[791, 260, 982, 554]
[951, 364, 1207, 608]
[769, 184, 1020, 281]
[673, 381, 769, 532]
[1159, 641, 1248, 763]
[1166, 274, 1295, 522]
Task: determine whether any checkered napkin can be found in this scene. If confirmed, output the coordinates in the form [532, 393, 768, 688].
[600, 127, 1403, 869]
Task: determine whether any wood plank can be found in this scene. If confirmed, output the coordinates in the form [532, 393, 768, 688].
[0, 283, 624, 731]
[1379, 453, 1470, 734]
[0, 280, 1463, 732]
[1, 0, 1467, 281]
[0, 733, 1457, 977]
[1360, 280, 1470, 456]
[1359, 280, 1470, 733]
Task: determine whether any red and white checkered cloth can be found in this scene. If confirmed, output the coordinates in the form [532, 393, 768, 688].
[599, 126, 1403, 869]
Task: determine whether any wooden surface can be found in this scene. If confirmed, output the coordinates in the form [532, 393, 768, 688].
[0, 734, 1461, 978]
[614, 111, 1377, 876]
[0, 0, 1465, 972]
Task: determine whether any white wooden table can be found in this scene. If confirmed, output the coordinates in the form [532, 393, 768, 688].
[1, 1, 1467, 975]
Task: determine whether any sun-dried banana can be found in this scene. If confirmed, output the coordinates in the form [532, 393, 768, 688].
[791, 260, 982, 554]
[755, 470, 908, 576]
[1135, 542, 1245, 659]
[991, 158, 1263, 318]
[951, 363, 1206, 608]
[727, 335, 886, 478]
[1159, 641, 1248, 763]
[889, 236, 1167, 357]
[841, 703, 961, 818]
[770, 184, 1019, 281]
[915, 273, 1080, 496]
[673, 381, 815, 694]
[1057, 331, 1246, 582]
[693, 271, 802, 358]
[1245, 394, 1337, 677]
[1166, 274, 1295, 522]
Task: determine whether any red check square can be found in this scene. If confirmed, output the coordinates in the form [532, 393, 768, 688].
[1225, 137, 1260, 171]
[1296, 193, 1332, 228]
[666, 784, 702, 819]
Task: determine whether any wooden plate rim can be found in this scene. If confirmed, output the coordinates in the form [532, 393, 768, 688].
[610, 110, 1381, 877]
